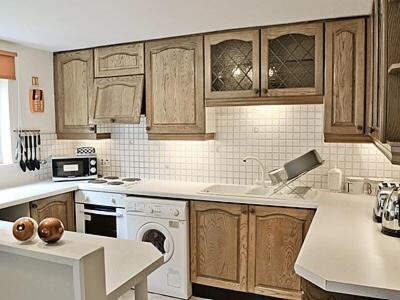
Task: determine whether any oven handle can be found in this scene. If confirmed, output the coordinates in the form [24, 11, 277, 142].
[80, 209, 124, 217]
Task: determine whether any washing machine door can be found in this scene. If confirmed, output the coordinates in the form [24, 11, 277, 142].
[137, 222, 174, 263]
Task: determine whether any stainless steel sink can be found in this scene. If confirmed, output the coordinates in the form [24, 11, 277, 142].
[199, 184, 272, 198]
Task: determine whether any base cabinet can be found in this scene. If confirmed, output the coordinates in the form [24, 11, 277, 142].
[302, 281, 374, 300]
[190, 201, 315, 299]
[30, 192, 75, 231]
[190, 201, 248, 292]
[248, 206, 314, 300]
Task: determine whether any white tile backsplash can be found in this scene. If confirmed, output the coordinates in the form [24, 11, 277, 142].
[35, 104, 400, 188]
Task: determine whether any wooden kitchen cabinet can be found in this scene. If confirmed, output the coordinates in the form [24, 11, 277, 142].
[367, 0, 400, 164]
[54, 50, 110, 140]
[190, 201, 315, 298]
[302, 281, 374, 300]
[190, 201, 248, 292]
[324, 18, 370, 143]
[261, 23, 323, 99]
[204, 30, 260, 101]
[94, 43, 144, 77]
[30, 192, 76, 231]
[248, 206, 314, 300]
[145, 36, 215, 140]
[90, 75, 144, 124]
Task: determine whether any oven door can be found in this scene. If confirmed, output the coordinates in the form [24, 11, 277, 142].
[75, 203, 126, 239]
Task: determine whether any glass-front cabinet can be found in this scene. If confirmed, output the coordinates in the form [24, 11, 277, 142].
[261, 23, 323, 97]
[205, 30, 260, 100]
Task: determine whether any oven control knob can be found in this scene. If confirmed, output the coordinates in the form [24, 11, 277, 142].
[90, 167, 97, 174]
[90, 159, 96, 166]
[145, 207, 154, 214]
[171, 209, 179, 217]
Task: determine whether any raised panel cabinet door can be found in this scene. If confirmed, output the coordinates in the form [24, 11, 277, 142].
[54, 50, 95, 135]
[94, 43, 144, 77]
[190, 201, 248, 292]
[248, 206, 314, 300]
[90, 75, 144, 124]
[261, 23, 323, 97]
[302, 280, 374, 300]
[324, 19, 367, 140]
[145, 36, 205, 135]
[30, 192, 75, 231]
[205, 30, 260, 100]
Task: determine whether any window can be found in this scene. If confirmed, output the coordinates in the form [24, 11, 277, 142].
[0, 79, 11, 165]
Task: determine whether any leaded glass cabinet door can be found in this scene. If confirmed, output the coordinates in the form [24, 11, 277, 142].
[205, 30, 260, 100]
[261, 23, 323, 97]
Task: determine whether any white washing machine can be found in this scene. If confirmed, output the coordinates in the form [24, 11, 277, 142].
[126, 197, 192, 299]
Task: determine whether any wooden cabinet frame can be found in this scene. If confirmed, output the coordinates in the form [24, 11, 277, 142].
[90, 75, 144, 124]
[205, 30, 260, 100]
[145, 36, 214, 140]
[190, 201, 248, 292]
[248, 206, 314, 300]
[261, 23, 324, 97]
[94, 43, 144, 78]
[54, 50, 110, 140]
[324, 18, 369, 143]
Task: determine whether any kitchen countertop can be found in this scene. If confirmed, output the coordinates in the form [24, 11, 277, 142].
[0, 221, 163, 299]
[0, 179, 398, 299]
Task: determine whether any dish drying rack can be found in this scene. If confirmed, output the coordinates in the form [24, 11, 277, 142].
[268, 160, 325, 199]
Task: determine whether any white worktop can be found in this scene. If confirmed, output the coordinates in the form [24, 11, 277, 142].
[0, 221, 163, 299]
[0, 179, 398, 299]
[295, 193, 400, 299]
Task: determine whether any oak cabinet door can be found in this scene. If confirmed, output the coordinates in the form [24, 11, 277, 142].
[94, 43, 144, 77]
[145, 36, 207, 137]
[90, 75, 144, 124]
[248, 206, 314, 300]
[205, 30, 260, 100]
[54, 50, 95, 135]
[190, 201, 248, 292]
[261, 23, 323, 97]
[30, 192, 75, 231]
[324, 19, 368, 142]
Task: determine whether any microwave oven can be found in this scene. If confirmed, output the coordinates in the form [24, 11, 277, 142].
[52, 155, 98, 182]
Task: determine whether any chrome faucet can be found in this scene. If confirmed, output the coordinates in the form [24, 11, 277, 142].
[242, 156, 268, 187]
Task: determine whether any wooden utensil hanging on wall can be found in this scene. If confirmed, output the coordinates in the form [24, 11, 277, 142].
[29, 76, 44, 113]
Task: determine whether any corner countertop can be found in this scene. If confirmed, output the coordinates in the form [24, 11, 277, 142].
[0, 179, 399, 299]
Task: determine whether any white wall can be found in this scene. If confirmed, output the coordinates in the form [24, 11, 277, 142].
[0, 40, 54, 188]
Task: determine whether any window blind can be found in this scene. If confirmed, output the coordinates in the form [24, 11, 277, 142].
[0, 50, 17, 80]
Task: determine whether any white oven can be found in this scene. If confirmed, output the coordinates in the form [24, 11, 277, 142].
[75, 190, 127, 239]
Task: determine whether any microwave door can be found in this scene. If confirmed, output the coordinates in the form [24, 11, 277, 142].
[53, 158, 89, 178]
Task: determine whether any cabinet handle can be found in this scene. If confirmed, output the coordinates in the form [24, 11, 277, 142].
[110, 118, 116, 123]
[249, 207, 255, 214]
[241, 207, 248, 214]
[146, 126, 151, 131]
[31, 203, 37, 209]
[89, 126, 96, 132]
[368, 127, 375, 134]
[262, 88, 268, 95]
[254, 89, 259, 94]
[356, 125, 364, 132]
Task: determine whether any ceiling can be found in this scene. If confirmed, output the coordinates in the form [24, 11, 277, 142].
[0, 0, 373, 52]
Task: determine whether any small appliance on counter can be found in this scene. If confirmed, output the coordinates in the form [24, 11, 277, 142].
[381, 187, 400, 237]
[373, 182, 399, 223]
[52, 153, 97, 182]
[344, 177, 365, 194]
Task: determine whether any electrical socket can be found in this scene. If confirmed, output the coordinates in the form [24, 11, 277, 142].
[100, 158, 111, 167]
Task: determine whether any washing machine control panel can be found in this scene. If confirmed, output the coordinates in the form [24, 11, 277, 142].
[126, 199, 188, 221]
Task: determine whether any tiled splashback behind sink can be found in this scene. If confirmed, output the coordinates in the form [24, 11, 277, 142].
[35, 104, 400, 189]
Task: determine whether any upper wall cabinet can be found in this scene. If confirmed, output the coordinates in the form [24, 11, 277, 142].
[368, 0, 400, 164]
[324, 18, 370, 143]
[94, 43, 144, 77]
[261, 23, 323, 98]
[54, 50, 110, 140]
[90, 75, 144, 124]
[205, 30, 260, 101]
[145, 36, 215, 140]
